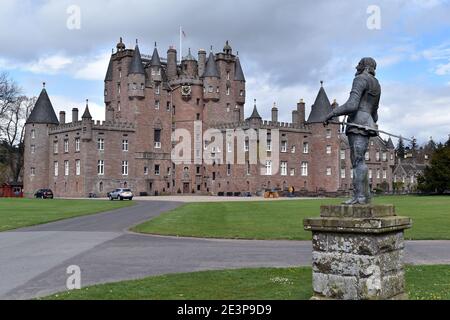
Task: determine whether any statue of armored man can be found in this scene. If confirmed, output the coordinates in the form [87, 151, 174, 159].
[324, 57, 381, 205]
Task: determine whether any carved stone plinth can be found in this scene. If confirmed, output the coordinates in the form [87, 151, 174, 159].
[303, 204, 412, 300]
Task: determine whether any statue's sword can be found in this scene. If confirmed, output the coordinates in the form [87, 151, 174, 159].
[338, 121, 413, 142]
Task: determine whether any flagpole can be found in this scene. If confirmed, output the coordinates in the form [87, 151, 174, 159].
[179, 26, 182, 63]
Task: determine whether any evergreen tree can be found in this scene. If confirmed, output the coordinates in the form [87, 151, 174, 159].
[417, 143, 450, 194]
[396, 137, 405, 159]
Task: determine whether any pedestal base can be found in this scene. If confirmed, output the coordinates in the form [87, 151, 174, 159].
[303, 204, 412, 300]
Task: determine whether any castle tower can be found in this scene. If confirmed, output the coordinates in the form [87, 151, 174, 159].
[150, 44, 162, 82]
[128, 42, 145, 98]
[202, 50, 220, 101]
[81, 100, 93, 142]
[181, 48, 198, 78]
[307, 81, 340, 192]
[23, 83, 59, 197]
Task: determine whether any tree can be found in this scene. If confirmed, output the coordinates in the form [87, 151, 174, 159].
[0, 72, 20, 120]
[0, 96, 35, 182]
[417, 143, 450, 194]
[396, 137, 405, 160]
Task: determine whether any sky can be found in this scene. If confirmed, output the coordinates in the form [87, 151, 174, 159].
[1, 0, 450, 144]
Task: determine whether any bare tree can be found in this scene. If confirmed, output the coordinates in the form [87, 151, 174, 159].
[0, 96, 35, 182]
[0, 72, 21, 120]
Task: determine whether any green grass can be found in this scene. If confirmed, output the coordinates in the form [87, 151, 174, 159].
[0, 198, 134, 231]
[133, 196, 450, 240]
[44, 265, 450, 300]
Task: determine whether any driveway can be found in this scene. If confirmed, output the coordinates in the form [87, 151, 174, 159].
[1, 200, 449, 299]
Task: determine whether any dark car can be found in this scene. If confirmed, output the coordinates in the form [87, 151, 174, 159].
[34, 188, 54, 199]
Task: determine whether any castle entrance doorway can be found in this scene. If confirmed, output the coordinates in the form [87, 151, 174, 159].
[183, 183, 190, 194]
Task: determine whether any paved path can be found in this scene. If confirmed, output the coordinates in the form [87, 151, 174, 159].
[1, 201, 450, 300]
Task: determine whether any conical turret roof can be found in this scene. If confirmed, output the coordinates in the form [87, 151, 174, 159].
[128, 44, 145, 75]
[202, 52, 220, 78]
[248, 100, 262, 120]
[307, 83, 334, 123]
[26, 86, 59, 125]
[104, 56, 113, 81]
[150, 47, 162, 67]
[82, 100, 92, 119]
[234, 56, 245, 81]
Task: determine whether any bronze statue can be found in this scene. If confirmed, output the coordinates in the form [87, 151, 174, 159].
[324, 57, 381, 205]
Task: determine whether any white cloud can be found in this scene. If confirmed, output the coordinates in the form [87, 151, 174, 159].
[435, 62, 450, 75]
[26, 54, 73, 74]
[74, 53, 110, 80]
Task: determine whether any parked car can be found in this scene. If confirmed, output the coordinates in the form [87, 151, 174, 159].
[34, 189, 54, 199]
[108, 188, 133, 201]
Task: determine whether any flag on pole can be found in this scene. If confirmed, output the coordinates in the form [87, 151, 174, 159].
[182, 30, 187, 38]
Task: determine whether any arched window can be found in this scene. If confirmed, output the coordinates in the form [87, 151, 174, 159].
[99, 181, 103, 192]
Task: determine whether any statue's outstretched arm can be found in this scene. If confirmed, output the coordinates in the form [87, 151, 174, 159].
[324, 77, 367, 121]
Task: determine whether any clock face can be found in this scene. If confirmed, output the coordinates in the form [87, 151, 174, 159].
[181, 85, 192, 96]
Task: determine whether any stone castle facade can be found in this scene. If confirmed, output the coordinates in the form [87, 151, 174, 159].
[23, 39, 396, 198]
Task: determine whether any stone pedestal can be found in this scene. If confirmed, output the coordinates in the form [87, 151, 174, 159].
[303, 204, 412, 300]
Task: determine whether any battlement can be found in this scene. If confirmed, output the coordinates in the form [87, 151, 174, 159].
[213, 119, 310, 132]
[49, 119, 135, 134]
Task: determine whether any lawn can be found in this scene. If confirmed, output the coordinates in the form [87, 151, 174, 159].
[44, 265, 450, 300]
[133, 196, 450, 240]
[0, 198, 134, 231]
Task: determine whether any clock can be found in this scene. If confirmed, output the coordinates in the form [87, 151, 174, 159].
[181, 85, 192, 96]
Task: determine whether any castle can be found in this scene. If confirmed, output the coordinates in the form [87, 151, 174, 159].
[23, 39, 396, 198]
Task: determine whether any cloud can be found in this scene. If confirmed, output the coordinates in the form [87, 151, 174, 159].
[73, 53, 110, 80]
[26, 54, 73, 74]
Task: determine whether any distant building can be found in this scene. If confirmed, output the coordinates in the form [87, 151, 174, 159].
[23, 38, 396, 198]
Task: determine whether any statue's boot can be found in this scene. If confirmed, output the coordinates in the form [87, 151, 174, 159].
[343, 197, 358, 205]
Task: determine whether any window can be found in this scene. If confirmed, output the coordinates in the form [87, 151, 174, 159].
[122, 140, 128, 152]
[97, 160, 104, 175]
[326, 145, 331, 154]
[31, 129, 35, 139]
[365, 152, 370, 161]
[376, 152, 380, 161]
[390, 153, 394, 160]
[208, 86, 213, 93]
[97, 138, 104, 151]
[154, 129, 161, 148]
[340, 150, 346, 160]
[266, 139, 272, 152]
[227, 164, 231, 176]
[64, 160, 69, 176]
[425, 154, 429, 160]
[155, 100, 160, 110]
[382, 152, 387, 161]
[31, 167, 36, 176]
[239, 90, 244, 96]
[53, 141, 58, 154]
[383, 169, 387, 179]
[326, 167, 332, 176]
[341, 168, 346, 178]
[154, 164, 160, 175]
[371, 141, 374, 146]
[75, 138, 80, 152]
[227, 71, 230, 80]
[281, 162, 287, 176]
[226, 86, 230, 96]
[376, 169, 380, 179]
[369, 169, 372, 179]
[411, 176, 414, 183]
[54, 162, 58, 176]
[122, 161, 128, 176]
[117, 83, 121, 94]
[265, 160, 272, 175]
[118, 101, 121, 111]
[351, 169, 354, 179]
[244, 139, 249, 152]
[301, 162, 308, 176]
[227, 142, 232, 153]
[155, 85, 160, 94]
[76, 160, 81, 175]
[166, 102, 171, 112]
[291, 145, 296, 153]
[144, 166, 148, 175]
[167, 167, 171, 176]
[290, 168, 295, 176]
[281, 141, 287, 153]
[326, 129, 331, 138]
[64, 140, 69, 153]
[31, 145, 35, 153]
[303, 142, 309, 154]
[246, 161, 250, 175]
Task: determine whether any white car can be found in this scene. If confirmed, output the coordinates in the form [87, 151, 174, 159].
[108, 188, 133, 201]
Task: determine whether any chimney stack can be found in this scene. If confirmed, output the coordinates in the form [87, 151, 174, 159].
[271, 102, 278, 123]
[167, 47, 177, 80]
[59, 111, 66, 124]
[297, 99, 305, 125]
[198, 49, 206, 77]
[72, 108, 79, 123]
